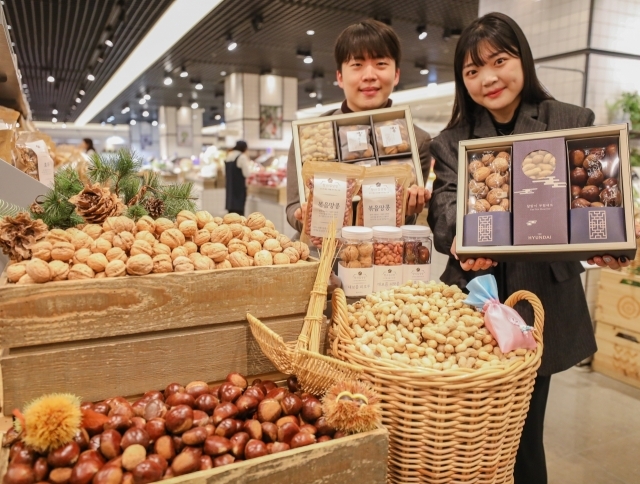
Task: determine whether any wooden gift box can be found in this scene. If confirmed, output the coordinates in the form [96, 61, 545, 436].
[292, 105, 425, 205]
[456, 124, 636, 262]
[0, 262, 320, 414]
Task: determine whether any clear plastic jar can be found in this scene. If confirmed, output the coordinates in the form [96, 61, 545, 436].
[373, 226, 403, 266]
[401, 225, 432, 265]
[339, 226, 374, 269]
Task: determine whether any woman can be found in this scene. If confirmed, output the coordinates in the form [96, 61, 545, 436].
[225, 140, 252, 216]
[427, 12, 630, 484]
[81, 138, 96, 155]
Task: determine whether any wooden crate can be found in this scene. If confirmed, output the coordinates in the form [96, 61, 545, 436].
[0, 262, 320, 415]
[595, 269, 640, 334]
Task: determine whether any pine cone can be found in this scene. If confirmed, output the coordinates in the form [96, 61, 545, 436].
[0, 212, 48, 261]
[30, 201, 44, 215]
[69, 183, 125, 225]
[143, 197, 165, 219]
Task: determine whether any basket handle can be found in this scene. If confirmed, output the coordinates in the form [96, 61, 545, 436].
[504, 290, 545, 346]
[331, 288, 354, 355]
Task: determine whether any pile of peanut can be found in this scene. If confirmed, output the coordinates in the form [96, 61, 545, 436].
[340, 281, 533, 370]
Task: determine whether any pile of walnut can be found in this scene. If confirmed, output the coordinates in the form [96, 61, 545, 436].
[341, 281, 533, 370]
[2, 374, 341, 484]
[6, 211, 310, 284]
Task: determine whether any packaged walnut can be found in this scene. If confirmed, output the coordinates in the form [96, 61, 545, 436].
[301, 161, 364, 248]
[14, 132, 55, 187]
[356, 164, 413, 228]
[374, 118, 411, 156]
[338, 226, 374, 298]
[298, 121, 337, 164]
[467, 149, 511, 214]
[338, 125, 375, 161]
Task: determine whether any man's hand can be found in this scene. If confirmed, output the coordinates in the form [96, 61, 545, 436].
[451, 236, 497, 271]
[294, 202, 308, 222]
[587, 255, 630, 270]
[406, 185, 431, 216]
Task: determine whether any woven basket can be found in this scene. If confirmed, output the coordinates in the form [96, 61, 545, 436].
[330, 287, 545, 484]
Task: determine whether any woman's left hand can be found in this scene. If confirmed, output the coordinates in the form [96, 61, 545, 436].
[406, 185, 431, 216]
[587, 255, 630, 270]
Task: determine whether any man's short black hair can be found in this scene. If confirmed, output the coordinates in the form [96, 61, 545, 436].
[334, 19, 402, 71]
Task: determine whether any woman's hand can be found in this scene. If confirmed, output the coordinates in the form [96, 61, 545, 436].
[451, 236, 497, 271]
[587, 255, 630, 270]
[406, 185, 430, 216]
[294, 202, 308, 222]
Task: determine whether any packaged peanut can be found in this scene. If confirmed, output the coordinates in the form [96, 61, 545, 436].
[298, 121, 337, 164]
[301, 161, 364, 248]
[355, 164, 412, 228]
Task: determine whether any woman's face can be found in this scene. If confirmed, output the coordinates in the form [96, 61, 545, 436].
[462, 41, 524, 123]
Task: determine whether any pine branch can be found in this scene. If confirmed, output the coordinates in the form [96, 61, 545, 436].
[88, 152, 118, 186]
[120, 175, 142, 205]
[125, 204, 148, 220]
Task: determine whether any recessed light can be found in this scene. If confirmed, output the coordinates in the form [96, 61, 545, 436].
[62, 123, 67, 128]
[214, 114, 221, 120]
[332, 81, 338, 86]
[195, 82, 203, 90]
[163, 75, 173, 86]
[303, 56, 313, 64]
[180, 67, 188, 78]
[306, 30, 315, 35]
[71, 105, 77, 110]
[142, 111, 149, 117]
[227, 38, 237, 51]
[130, 119, 137, 125]
[47, 75, 55, 83]
[225, 102, 231, 108]
[315, 103, 322, 108]
[121, 106, 130, 114]
[191, 102, 199, 109]
[79, 90, 85, 96]
[76, 97, 82, 103]
[105, 39, 114, 47]
[428, 82, 437, 88]
[220, 71, 227, 76]
[52, 117, 57, 123]
[138, 98, 146, 105]
[87, 74, 95, 81]
[144, 94, 151, 100]
[101, 121, 106, 126]
[177, 93, 183, 98]
[52, 109, 58, 115]
[152, 120, 158, 126]
[420, 69, 429, 75]
[309, 91, 317, 98]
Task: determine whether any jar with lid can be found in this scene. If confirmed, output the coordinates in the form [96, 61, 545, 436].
[338, 226, 374, 298]
[372, 226, 404, 291]
[401, 225, 432, 283]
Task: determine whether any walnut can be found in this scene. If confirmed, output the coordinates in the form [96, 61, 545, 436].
[160, 228, 186, 249]
[153, 243, 171, 257]
[485, 173, 506, 189]
[154, 218, 175, 236]
[213, 217, 223, 225]
[152, 254, 173, 274]
[95, 272, 107, 279]
[246, 212, 266, 230]
[216, 260, 232, 270]
[481, 153, 495, 166]
[228, 223, 244, 238]
[273, 253, 290, 265]
[240, 216, 247, 225]
[200, 242, 228, 262]
[195, 211, 214, 229]
[261, 227, 279, 239]
[136, 216, 156, 234]
[179, 220, 197, 238]
[254, 250, 273, 266]
[245, 240, 262, 257]
[135, 230, 157, 245]
[347, 260, 362, 269]
[106, 247, 128, 263]
[241, 226, 252, 242]
[69, 230, 93, 250]
[130, 240, 154, 257]
[469, 180, 489, 199]
[223, 213, 243, 225]
[183, 241, 198, 255]
[171, 246, 189, 261]
[292, 241, 310, 260]
[100, 230, 116, 244]
[283, 247, 300, 264]
[126, 254, 154, 276]
[173, 256, 195, 272]
[112, 231, 135, 252]
[176, 210, 197, 226]
[102, 217, 118, 232]
[340, 245, 359, 262]
[250, 230, 267, 245]
[500, 199, 510, 211]
[357, 243, 372, 258]
[203, 221, 219, 232]
[486, 188, 508, 206]
[263, 239, 282, 254]
[194, 229, 211, 246]
[74, 248, 93, 264]
[91, 238, 112, 255]
[82, 224, 103, 240]
[87, 253, 109, 273]
[473, 166, 492, 182]
[265, 220, 275, 230]
[277, 234, 293, 249]
[17, 274, 35, 285]
[474, 199, 491, 212]
[112, 216, 135, 234]
[228, 239, 247, 254]
[51, 242, 75, 261]
[7, 262, 27, 283]
[489, 205, 505, 212]
[47, 229, 72, 244]
[491, 157, 510, 173]
[229, 252, 253, 268]
[68, 263, 95, 280]
[211, 225, 233, 245]
[192, 255, 213, 271]
[31, 241, 53, 261]
[496, 151, 511, 162]
[105, 260, 126, 278]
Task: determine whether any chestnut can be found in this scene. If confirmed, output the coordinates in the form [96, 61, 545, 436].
[104, 456, 123, 469]
[162, 469, 173, 480]
[69, 457, 103, 484]
[571, 185, 582, 200]
[4, 464, 36, 484]
[163, 383, 185, 399]
[80, 402, 94, 412]
[265, 388, 287, 402]
[334, 431, 347, 439]
[232, 419, 244, 434]
[277, 422, 300, 445]
[48, 442, 81, 468]
[571, 198, 591, 209]
[235, 395, 259, 416]
[317, 435, 332, 443]
[89, 436, 101, 452]
[143, 391, 164, 402]
[315, 416, 336, 437]
[601, 186, 622, 207]
[244, 440, 268, 460]
[121, 473, 133, 484]
[131, 460, 162, 484]
[11, 447, 36, 466]
[212, 454, 235, 468]
[131, 417, 146, 430]
[172, 436, 184, 454]
[91, 464, 122, 484]
[195, 394, 219, 415]
[583, 155, 602, 171]
[262, 381, 277, 392]
[268, 442, 290, 454]
[121, 428, 150, 450]
[276, 415, 299, 428]
[2, 428, 21, 448]
[143, 400, 167, 421]
[287, 375, 301, 393]
[230, 432, 250, 458]
[193, 410, 210, 427]
[145, 418, 166, 441]
[591, 201, 605, 207]
[165, 405, 193, 434]
[203, 436, 231, 457]
[48, 468, 72, 484]
[181, 427, 208, 446]
[153, 436, 175, 462]
[146, 454, 167, 473]
[99, 430, 122, 460]
[185, 381, 210, 399]
[103, 415, 132, 433]
[580, 185, 601, 203]
[606, 143, 618, 158]
[250, 382, 267, 396]
[290, 431, 316, 449]
[33, 458, 48, 482]
[256, 398, 282, 423]
[131, 398, 149, 418]
[261, 422, 278, 443]
[281, 394, 303, 416]
[586, 169, 604, 186]
[243, 420, 262, 441]
[170, 449, 201, 476]
[570, 167, 587, 186]
[602, 177, 618, 189]
[9, 442, 26, 461]
[199, 455, 213, 471]
[121, 445, 147, 472]
[300, 424, 317, 435]
[214, 419, 236, 439]
[108, 402, 134, 420]
[93, 403, 110, 416]
[73, 429, 90, 452]
[225, 373, 248, 390]
[218, 383, 243, 403]
[242, 386, 265, 402]
[301, 397, 322, 423]
[165, 393, 195, 408]
[204, 424, 216, 437]
[569, 149, 585, 167]
[212, 402, 239, 425]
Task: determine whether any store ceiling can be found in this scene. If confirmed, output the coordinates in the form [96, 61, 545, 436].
[6, 0, 478, 126]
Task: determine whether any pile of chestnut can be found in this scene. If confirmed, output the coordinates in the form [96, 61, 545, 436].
[2, 374, 343, 484]
[569, 144, 621, 209]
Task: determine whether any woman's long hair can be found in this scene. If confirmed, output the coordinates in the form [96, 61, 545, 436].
[446, 12, 553, 130]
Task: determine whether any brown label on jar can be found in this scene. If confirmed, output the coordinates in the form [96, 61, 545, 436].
[362, 177, 396, 227]
[338, 265, 374, 297]
[311, 173, 348, 237]
[373, 265, 403, 291]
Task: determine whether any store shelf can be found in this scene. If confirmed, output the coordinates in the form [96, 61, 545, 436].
[0, 159, 48, 208]
[0, 8, 30, 119]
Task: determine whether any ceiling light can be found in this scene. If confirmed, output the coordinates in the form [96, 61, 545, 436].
[428, 82, 438, 88]
[306, 30, 315, 35]
[142, 110, 149, 117]
[101, 121, 106, 126]
[304, 56, 313, 64]
[191, 101, 199, 109]
[138, 98, 146, 105]
[71, 105, 77, 110]
[130, 119, 137, 125]
[417, 25, 427, 40]
[225, 102, 231, 108]
[97, 57, 104, 63]
[52, 117, 57, 123]
[227, 36, 237, 51]
[62, 123, 67, 128]
[177, 93, 183, 97]
[195, 82, 203, 90]
[220, 71, 227, 76]
[315, 103, 322, 108]
[152, 120, 158, 126]
[52, 109, 58, 115]
[79, 89, 85, 96]
[332, 81, 338, 86]
[105, 39, 114, 47]
[163, 74, 173, 85]
[214, 114, 221, 120]
[420, 68, 429, 75]
[251, 14, 264, 32]
[309, 91, 317, 98]
[144, 93, 151, 100]
[107, 115, 115, 122]
[76, 97, 82, 103]
[47, 75, 55, 83]
[121, 105, 130, 114]
[87, 74, 95, 81]
[180, 67, 188, 78]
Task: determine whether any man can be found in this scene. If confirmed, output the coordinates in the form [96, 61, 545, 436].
[286, 19, 432, 233]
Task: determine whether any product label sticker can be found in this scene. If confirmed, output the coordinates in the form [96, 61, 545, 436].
[338, 265, 374, 298]
[379, 125, 403, 148]
[402, 264, 431, 283]
[373, 265, 403, 292]
[362, 176, 396, 227]
[310, 173, 348, 237]
[27, 140, 54, 188]
[346, 129, 368, 152]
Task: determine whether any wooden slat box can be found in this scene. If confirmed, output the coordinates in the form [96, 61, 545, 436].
[0, 262, 319, 414]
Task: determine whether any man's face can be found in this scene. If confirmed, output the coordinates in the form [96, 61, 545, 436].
[337, 55, 400, 112]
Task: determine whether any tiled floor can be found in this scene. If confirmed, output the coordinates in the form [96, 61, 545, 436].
[545, 367, 640, 483]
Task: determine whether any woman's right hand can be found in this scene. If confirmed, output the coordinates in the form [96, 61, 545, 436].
[450, 236, 497, 271]
[294, 202, 308, 222]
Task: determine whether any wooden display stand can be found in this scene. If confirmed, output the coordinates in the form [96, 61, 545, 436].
[593, 269, 640, 389]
